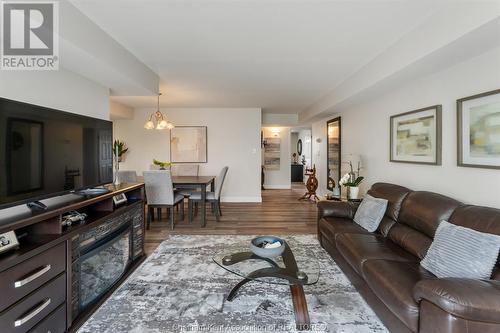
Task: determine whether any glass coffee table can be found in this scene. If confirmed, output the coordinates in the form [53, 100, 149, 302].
[213, 239, 320, 330]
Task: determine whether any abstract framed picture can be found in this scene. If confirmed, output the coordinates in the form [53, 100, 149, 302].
[458, 89, 500, 169]
[390, 105, 442, 165]
[170, 126, 207, 163]
[264, 137, 280, 170]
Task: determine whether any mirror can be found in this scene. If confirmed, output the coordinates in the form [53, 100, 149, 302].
[297, 139, 303, 156]
[326, 117, 341, 191]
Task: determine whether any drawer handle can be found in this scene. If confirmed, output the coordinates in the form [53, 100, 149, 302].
[14, 265, 52, 288]
[14, 298, 51, 327]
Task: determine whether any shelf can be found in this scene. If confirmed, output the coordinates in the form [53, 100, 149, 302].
[0, 182, 145, 235]
[0, 184, 145, 272]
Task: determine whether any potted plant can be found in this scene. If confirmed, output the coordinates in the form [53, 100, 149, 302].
[339, 172, 364, 200]
[113, 140, 129, 163]
[153, 159, 171, 170]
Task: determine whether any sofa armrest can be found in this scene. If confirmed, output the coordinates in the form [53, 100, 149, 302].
[413, 278, 500, 323]
[317, 201, 359, 220]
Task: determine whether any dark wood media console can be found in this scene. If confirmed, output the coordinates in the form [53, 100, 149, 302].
[0, 183, 146, 333]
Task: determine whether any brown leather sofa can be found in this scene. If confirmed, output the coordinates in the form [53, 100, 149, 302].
[317, 183, 500, 333]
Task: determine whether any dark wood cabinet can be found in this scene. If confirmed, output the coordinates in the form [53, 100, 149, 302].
[0, 273, 66, 333]
[0, 242, 65, 313]
[291, 164, 304, 182]
[0, 183, 145, 333]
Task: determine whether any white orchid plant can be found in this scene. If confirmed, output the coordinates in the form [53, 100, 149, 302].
[339, 160, 364, 187]
[339, 173, 364, 187]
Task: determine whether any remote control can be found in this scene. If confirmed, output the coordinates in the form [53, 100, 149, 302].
[26, 201, 48, 211]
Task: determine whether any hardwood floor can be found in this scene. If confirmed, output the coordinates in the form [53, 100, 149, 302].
[144, 183, 318, 255]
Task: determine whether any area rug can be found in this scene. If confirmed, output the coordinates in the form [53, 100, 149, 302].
[78, 235, 387, 333]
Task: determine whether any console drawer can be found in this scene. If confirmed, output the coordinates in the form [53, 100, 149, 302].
[0, 273, 66, 333]
[28, 304, 66, 333]
[0, 242, 66, 312]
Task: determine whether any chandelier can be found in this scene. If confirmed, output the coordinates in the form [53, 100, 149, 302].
[144, 93, 174, 130]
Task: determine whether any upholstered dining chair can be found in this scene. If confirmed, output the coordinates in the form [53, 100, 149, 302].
[188, 166, 228, 223]
[143, 170, 184, 230]
[171, 164, 200, 198]
[115, 170, 138, 183]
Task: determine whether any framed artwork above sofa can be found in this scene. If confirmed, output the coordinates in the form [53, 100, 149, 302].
[457, 88, 500, 169]
[390, 105, 442, 165]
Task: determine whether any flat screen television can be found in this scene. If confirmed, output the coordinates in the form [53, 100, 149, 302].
[0, 97, 113, 209]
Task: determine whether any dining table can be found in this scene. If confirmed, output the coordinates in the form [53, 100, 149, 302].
[172, 175, 215, 227]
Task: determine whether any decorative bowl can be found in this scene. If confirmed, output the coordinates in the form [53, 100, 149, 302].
[250, 236, 285, 258]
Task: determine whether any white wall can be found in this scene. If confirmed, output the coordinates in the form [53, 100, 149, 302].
[312, 118, 330, 195]
[262, 127, 291, 189]
[114, 108, 262, 202]
[312, 47, 500, 208]
[291, 132, 299, 157]
[262, 113, 298, 126]
[110, 100, 134, 120]
[0, 69, 109, 120]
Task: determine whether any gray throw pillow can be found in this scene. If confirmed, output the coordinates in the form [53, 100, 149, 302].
[421, 220, 500, 279]
[353, 194, 388, 232]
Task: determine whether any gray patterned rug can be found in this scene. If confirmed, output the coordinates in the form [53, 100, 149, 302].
[78, 235, 387, 333]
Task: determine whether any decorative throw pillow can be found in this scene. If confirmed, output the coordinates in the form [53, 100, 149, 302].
[353, 194, 388, 232]
[421, 220, 500, 279]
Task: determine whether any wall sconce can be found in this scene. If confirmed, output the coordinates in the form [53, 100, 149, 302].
[271, 128, 280, 137]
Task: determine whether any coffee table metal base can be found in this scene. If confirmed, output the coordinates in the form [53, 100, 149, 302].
[222, 245, 311, 331]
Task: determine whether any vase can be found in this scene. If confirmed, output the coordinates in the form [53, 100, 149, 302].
[348, 186, 359, 200]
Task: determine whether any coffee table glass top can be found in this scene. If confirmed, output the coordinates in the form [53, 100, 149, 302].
[213, 239, 320, 286]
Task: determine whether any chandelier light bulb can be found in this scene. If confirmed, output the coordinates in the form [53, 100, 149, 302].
[144, 120, 155, 130]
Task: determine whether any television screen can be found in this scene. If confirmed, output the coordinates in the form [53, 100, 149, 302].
[0, 97, 113, 208]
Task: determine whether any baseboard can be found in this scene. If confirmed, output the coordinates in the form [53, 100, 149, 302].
[221, 196, 262, 203]
[263, 185, 291, 189]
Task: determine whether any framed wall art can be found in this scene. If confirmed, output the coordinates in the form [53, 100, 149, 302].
[263, 137, 281, 170]
[390, 105, 442, 165]
[170, 126, 207, 163]
[458, 89, 500, 169]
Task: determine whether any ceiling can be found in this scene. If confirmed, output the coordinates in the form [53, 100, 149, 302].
[70, 0, 441, 113]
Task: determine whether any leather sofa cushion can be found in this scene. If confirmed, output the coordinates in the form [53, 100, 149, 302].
[449, 205, 500, 235]
[367, 182, 411, 222]
[317, 201, 359, 220]
[389, 191, 462, 258]
[319, 217, 370, 241]
[335, 233, 418, 275]
[363, 260, 435, 332]
[414, 278, 500, 324]
[388, 223, 433, 259]
[378, 216, 396, 238]
[398, 191, 462, 238]
[419, 300, 500, 333]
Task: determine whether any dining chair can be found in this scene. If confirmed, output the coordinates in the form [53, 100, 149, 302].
[115, 170, 138, 183]
[171, 164, 200, 198]
[188, 166, 228, 223]
[143, 170, 184, 230]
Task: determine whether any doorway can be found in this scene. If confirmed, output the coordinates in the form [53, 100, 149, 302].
[290, 127, 312, 186]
